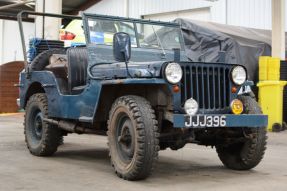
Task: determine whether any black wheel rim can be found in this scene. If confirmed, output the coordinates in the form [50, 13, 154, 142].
[34, 112, 43, 139]
[29, 107, 44, 144]
[115, 113, 135, 164]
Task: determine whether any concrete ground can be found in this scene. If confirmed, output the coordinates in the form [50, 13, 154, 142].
[0, 113, 287, 191]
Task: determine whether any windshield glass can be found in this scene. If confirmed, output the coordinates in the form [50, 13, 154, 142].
[87, 18, 183, 50]
[136, 23, 182, 50]
[88, 19, 137, 46]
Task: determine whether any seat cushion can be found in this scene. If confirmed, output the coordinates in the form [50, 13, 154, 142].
[45, 54, 68, 79]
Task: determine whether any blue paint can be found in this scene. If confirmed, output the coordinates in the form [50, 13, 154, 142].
[19, 71, 167, 123]
[20, 71, 101, 122]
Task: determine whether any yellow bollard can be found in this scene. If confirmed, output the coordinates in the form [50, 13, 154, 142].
[257, 81, 287, 131]
[267, 57, 280, 80]
[259, 56, 269, 81]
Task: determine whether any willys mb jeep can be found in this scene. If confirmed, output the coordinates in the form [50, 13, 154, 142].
[18, 12, 268, 180]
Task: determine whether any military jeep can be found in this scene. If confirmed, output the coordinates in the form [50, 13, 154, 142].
[18, 12, 267, 180]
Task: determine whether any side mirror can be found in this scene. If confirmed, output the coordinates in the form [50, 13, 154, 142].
[113, 32, 131, 62]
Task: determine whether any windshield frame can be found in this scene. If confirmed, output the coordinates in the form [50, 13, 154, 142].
[82, 12, 185, 51]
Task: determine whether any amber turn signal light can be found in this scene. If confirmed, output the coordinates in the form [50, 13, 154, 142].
[231, 86, 237, 93]
[230, 99, 243, 115]
[173, 85, 180, 93]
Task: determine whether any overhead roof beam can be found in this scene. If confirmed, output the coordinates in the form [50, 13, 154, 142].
[0, 0, 35, 11]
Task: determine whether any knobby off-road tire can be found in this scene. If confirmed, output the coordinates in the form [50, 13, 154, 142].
[107, 95, 160, 180]
[24, 93, 63, 156]
[30, 49, 66, 71]
[216, 95, 267, 170]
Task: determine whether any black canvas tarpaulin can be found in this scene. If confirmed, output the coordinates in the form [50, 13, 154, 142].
[174, 18, 284, 83]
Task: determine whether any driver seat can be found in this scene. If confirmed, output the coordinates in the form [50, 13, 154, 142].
[67, 47, 88, 94]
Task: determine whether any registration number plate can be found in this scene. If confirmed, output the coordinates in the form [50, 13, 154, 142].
[184, 115, 226, 128]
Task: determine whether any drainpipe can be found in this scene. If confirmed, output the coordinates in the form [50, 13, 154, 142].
[225, 0, 228, 25]
[124, 0, 129, 17]
[0, 20, 3, 64]
[272, 0, 285, 59]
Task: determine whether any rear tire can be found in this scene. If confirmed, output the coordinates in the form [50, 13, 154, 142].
[216, 96, 267, 170]
[24, 93, 63, 156]
[107, 95, 159, 180]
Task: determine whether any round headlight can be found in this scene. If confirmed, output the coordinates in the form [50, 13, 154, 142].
[165, 63, 183, 84]
[231, 66, 246, 85]
[184, 98, 199, 115]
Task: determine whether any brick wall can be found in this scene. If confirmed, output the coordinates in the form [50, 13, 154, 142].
[0, 61, 24, 113]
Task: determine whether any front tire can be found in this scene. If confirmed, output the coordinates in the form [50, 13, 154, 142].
[216, 96, 267, 170]
[24, 93, 63, 156]
[107, 95, 159, 180]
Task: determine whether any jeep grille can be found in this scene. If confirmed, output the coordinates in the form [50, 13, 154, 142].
[180, 63, 233, 111]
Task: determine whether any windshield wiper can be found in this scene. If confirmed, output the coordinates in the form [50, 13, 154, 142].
[152, 26, 166, 58]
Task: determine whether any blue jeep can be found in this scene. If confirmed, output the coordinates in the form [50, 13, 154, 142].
[18, 12, 267, 180]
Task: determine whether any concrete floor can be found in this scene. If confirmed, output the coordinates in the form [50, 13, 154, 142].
[0, 113, 287, 191]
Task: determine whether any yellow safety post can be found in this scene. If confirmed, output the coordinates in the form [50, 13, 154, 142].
[267, 57, 280, 80]
[257, 81, 287, 131]
[259, 56, 268, 81]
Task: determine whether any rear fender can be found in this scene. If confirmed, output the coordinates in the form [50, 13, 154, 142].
[20, 71, 102, 122]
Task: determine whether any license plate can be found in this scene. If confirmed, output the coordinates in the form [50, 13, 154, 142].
[184, 115, 226, 128]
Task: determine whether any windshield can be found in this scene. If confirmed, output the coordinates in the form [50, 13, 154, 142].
[86, 18, 184, 50]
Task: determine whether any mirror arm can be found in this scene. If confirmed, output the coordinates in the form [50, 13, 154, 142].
[123, 52, 132, 78]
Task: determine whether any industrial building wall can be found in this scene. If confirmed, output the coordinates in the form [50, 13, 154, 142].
[0, 20, 34, 65]
[226, 0, 272, 29]
[86, 0, 223, 22]
[86, 0, 287, 31]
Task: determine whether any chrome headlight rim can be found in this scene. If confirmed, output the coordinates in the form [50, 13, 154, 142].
[164, 62, 183, 84]
[231, 66, 247, 85]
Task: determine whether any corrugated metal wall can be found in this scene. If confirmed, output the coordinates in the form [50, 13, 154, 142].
[87, 0, 287, 31]
[128, 0, 212, 18]
[87, 0, 215, 19]
[85, 0, 125, 17]
[226, 0, 272, 29]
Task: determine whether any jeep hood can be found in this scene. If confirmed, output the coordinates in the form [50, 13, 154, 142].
[90, 61, 165, 79]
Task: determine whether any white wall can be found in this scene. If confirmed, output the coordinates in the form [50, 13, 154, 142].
[86, 0, 217, 19]
[86, 0, 287, 31]
[0, 20, 34, 65]
[86, 0, 126, 17]
[226, 0, 272, 29]
[144, 8, 211, 22]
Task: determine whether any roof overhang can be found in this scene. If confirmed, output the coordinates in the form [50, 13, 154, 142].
[0, 0, 101, 21]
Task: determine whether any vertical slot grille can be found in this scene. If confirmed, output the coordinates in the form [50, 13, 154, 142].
[180, 64, 232, 111]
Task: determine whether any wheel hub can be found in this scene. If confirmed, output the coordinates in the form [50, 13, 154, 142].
[116, 116, 135, 162]
[33, 112, 43, 139]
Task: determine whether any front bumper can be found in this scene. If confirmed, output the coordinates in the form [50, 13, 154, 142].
[173, 114, 268, 128]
